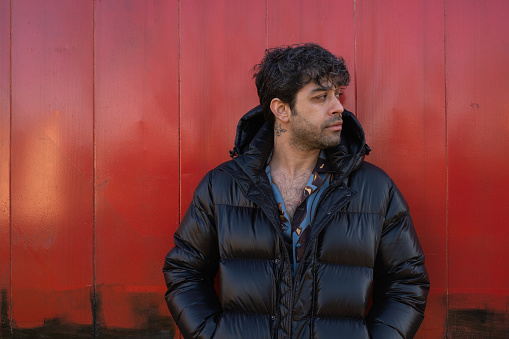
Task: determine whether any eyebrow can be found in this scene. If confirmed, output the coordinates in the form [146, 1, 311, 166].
[310, 85, 333, 93]
[309, 84, 342, 94]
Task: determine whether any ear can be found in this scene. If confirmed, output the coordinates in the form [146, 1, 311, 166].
[269, 98, 290, 123]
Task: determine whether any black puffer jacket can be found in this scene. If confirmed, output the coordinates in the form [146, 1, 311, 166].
[163, 106, 429, 339]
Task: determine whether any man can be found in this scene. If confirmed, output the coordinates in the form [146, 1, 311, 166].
[163, 43, 429, 339]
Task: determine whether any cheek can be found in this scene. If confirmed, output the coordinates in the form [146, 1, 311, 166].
[296, 116, 317, 131]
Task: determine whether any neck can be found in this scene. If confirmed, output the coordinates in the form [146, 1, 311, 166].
[269, 135, 320, 178]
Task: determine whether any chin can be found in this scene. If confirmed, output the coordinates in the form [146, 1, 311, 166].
[319, 136, 341, 149]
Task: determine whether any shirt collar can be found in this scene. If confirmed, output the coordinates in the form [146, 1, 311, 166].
[266, 149, 334, 173]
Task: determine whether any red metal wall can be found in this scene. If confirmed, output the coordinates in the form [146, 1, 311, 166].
[1, 0, 508, 338]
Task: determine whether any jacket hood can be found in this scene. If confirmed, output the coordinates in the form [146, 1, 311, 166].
[229, 105, 370, 183]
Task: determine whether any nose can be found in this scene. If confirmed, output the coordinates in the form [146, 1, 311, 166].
[330, 95, 344, 116]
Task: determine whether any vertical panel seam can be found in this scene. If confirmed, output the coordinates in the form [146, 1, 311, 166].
[444, 0, 449, 336]
[177, 3, 182, 336]
[178, 0, 182, 227]
[9, 0, 13, 333]
[353, 0, 357, 116]
[92, 0, 97, 337]
[265, 0, 269, 48]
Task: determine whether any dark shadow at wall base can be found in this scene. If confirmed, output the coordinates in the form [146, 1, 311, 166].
[1, 289, 11, 338]
[3, 316, 175, 339]
[447, 308, 509, 339]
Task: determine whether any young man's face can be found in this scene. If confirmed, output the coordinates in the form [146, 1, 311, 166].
[287, 80, 345, 151]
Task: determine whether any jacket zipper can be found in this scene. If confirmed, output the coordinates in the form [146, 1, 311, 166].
[220, 166, 294, 338]
[293, 182, 343, 281]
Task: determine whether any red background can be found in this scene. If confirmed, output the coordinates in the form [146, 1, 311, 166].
[1, 0, 508, 337]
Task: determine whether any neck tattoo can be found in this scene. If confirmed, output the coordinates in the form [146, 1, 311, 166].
[275, 123, 287, 137]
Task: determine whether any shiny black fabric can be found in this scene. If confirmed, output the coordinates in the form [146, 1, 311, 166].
[163, 106, 429, 339]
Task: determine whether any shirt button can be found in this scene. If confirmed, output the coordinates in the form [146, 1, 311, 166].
[271, 315, 276, 320]
[296, 243, 301, 248]
[327, 211, 332, 215]
[274, 259, 280, 265]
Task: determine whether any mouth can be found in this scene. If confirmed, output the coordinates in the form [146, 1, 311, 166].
[325, 121, 343, 131]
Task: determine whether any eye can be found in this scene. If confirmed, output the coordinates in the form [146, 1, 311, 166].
[335, 92, 343, 99]
[314, 94, 327, 101]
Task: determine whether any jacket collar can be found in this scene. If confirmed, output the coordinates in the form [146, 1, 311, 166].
[229, 105, 370, 186]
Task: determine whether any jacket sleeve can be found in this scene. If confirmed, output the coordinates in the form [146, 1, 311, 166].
[163, 172, 222, 339]
[366, 182, 430, 339]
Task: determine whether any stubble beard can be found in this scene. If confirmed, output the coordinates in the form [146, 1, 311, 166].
[289, 108, 342, 151]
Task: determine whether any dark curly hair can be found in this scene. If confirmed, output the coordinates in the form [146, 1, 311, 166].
[253, 43, 350, 126]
